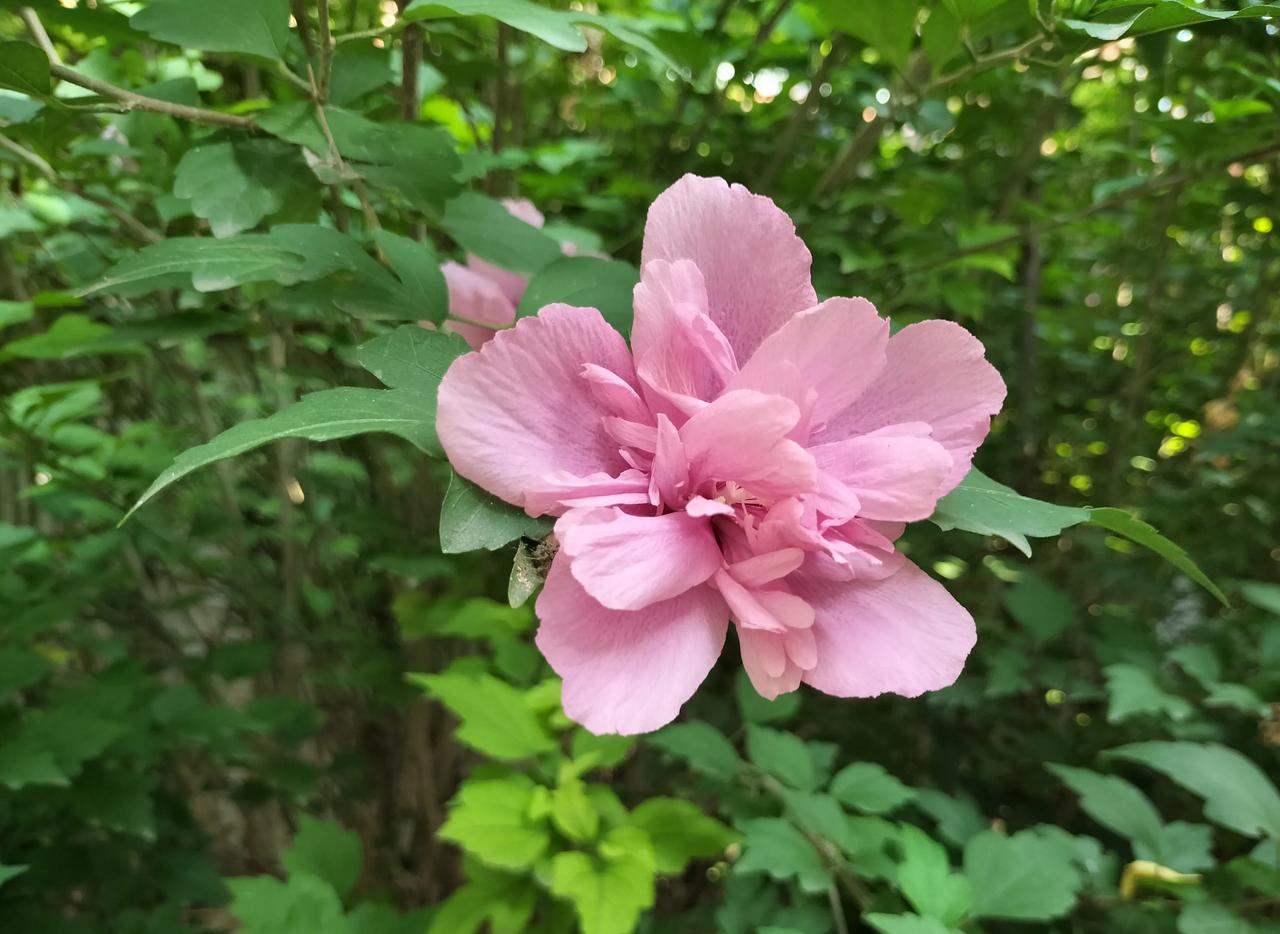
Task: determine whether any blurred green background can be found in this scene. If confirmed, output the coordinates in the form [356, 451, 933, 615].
[0, 0, 1278, 931]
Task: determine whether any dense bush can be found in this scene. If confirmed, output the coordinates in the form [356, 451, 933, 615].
[0, 0, 1278, 932]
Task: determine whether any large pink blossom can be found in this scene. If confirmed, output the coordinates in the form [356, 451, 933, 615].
[437, 175, 1006, 735]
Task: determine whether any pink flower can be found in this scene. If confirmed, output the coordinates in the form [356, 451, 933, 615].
[438, 175, 1006, 735]
[440, 198, 587, 349]
[438, 198, 543, 349]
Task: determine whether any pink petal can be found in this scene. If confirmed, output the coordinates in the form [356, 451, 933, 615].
[535, 557, 729, 735]
[501, 198, 546, 229]
[810, 425, 954, 522]
[738, 628, 803, 700]
[796, 561, 977, 698]
[641, 175, 817, 362]
[680, 390, 817, 502]
[556, 508, 722, 611]
[730, 297, 890, 431]
[649, 414, 690, 507]
[459, 199, 546, 305]
[817, 320, 1006, 492]
[714, 570, 814, 633]
[441, 261, 517, 349]
[521, 470, 651, 516]
[632, 259, 737, 421]
[726, 548, 806, 586]
[437, 304, 639, 513]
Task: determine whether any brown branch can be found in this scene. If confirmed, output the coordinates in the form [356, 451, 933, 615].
[20, 6, 61, 65]
[0, 133, 55, 180]
[317, 0, 334, 102]
[49, 64, 256, 128]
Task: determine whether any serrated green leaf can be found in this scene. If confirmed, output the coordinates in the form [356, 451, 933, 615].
[82, 235, 307, 295]
[746, 725, 817, 790]
[173, 141, 305, 237]
[1063, 1, 1280, 41]
[517, 256, 638, 335]
[931, 468, 1089, 556]
[1088, 507, 1228, 606]
[373, 231, 450, 324]
[440, 191, 563, 276]
[552, 774, 600, 843]
[409, 670, 555, 760]
[131, 0, 291, 60]
[963, 828, 1082, 921]
[439, 472, 551, 553]
[228, 872, 353, 934]
[734, 817, 831, 894]
[438, 776, 551, 870]
[896, 824, 972, 926]
[282, 816, 363, 900]
[124, 387, 438, 521]
[648, 720, 744, 780]
[1107, 742, 1280, 840]
[403, 0, 588, 52]
[830, 762, 915, 815]
[1103, 663, 1194, 723]
[356, 325, 467, 392]
[0, 42, 50, 96]
[866, 914, 963, 934]
[628, 797, 738, 873]
[551, 826, 656, 934]
[1047, 764, 1164, 854]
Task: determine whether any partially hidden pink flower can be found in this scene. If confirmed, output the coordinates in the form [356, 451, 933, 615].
[437, 175, 1006, 735]
[439, 198, 585, 349]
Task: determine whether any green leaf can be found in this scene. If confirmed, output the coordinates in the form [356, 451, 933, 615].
[124, 387, 437, 521]
[439, 472, 551, 554]
[438, 776, 551, 870]
[930, 468, 1089, 556]
[1046, 764, 1163, 854]
[1177, 903, 1255, 934]
[403, 0, 589, 52]
[815, 0, 918, 71]
[281, 816, 363, 900]
[440, 191, 563, 275]
[1107, 742, 1280, 839]
[896, 824, 972, 926]
[830, 762, 915, 815]
[82, 235, 307, 295]
[356, 324, 467, 393]
[746, 725, 817, 790]
[426, 865, 537, 934]
[551, 826, 656, 934]
[131, 0, 291, 60]
[173, 140, 304, 237]
[409, 670, 555, 760]
[1239, 581, 1280, 617]
[551, 775, 600, 843]
[258, 103, 460, 209]
[228, 872, 353, 934]
[647, 720, 744, 781]
[734, 817, 831, 894]
[628, 798, 738, 873]
[373, 231, 450, 324]
[0, 864, 28, 890]
[963, 828, 1082, 921]
[1087, 507, 1228, 607]
[0, 42, 50, 96]
[866, 915, 963, 934]
[1063, 1, 1280, 41]
[1, 313, 112, 361]
[734, 669, 801, 724]
[1002, 573, 1075, 644]
[517, 256, 639, 335]
[1103, 663, 1193, 723]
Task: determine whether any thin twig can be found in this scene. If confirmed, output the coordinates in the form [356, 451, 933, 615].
[0, 133, 55, 180]
[333, 24, 397, 45]
[49, 64, 256, 128]
[930, 33, 1048, 87]
[20, 6, 62, 65]
[317, 0, 334, 102]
